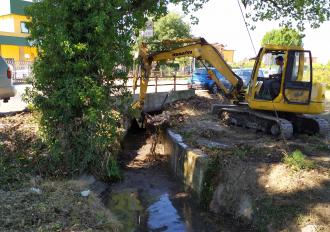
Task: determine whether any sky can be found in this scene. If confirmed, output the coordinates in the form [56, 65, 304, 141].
[168, 0, 330, 63]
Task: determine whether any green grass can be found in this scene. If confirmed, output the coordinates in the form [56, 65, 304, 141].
[254, 197, 302, 232]
[232, 145, 256, 159]
[200, 155, 221, 210]
[283, 150, 315, 171]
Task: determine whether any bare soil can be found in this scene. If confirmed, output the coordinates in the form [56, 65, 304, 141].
[164, 90, 330, 231]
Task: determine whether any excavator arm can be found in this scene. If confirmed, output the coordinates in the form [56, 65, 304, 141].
[132, 38, 244, 110]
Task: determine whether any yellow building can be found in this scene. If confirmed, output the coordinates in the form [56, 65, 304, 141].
[213, 43, 235, 63]
[0, 0, 36, 62]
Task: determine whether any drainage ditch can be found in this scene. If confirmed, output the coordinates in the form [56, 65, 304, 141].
[105, 126, 237, 232]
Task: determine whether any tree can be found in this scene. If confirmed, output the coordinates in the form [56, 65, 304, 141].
[242, 0, 330, 30]
[261, 28, 303, 47]
[152, 13, 191, 41]
[140, 13, 192, 72]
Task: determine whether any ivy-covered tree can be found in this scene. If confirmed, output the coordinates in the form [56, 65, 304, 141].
[261, 28, 303, 47]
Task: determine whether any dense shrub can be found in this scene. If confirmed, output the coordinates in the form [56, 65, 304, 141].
[25, 1, 141, 179]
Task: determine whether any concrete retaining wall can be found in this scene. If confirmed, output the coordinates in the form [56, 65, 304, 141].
[133, 89, 195, 112]
[163, 129, 209, 199]
[162, 129, 255, 222]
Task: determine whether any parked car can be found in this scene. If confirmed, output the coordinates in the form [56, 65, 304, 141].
[188, 67, 232, 94]
[233, 68, 265, 88]
[0, 56, 16, 102]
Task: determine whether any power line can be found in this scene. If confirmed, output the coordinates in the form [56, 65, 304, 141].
[236, 0, 257, 55]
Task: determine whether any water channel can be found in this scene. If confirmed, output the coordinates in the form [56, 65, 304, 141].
[106, 127, 239, 232]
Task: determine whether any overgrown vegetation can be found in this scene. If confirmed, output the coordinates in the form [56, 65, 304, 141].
[0, 180, 122, 231]
[200, 154, 221, 210]
[0, 114, 124, 231]
[232, 145, 254, 159]
[0, 113, 45, 190]
[283, 150, 315, 171]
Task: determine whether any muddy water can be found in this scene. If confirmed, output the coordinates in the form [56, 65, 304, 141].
[106, 128, 234, 232]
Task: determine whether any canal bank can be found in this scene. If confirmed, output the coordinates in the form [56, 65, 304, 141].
[107, 127, 242, 232]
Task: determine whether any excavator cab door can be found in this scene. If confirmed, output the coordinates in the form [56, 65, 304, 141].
[250, 49, 286, 101]
[283, 50, 312, 104]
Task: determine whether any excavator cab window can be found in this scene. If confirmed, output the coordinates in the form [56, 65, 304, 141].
[253, 50, 285, 100]
[283, 51, 312, 104]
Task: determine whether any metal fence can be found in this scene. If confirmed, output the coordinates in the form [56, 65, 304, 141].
[129, 72, 189, 94]
[5, 60, 33, 84]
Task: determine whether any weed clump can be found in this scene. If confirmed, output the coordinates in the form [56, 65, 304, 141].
[200, 155, 221, 210]
[0, 180, 122, 231]
[283, 150, 315, 171]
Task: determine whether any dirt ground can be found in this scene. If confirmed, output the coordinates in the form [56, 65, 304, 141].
[163, 90, 330, 231]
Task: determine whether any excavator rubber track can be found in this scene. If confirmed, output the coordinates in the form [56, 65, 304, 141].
[217, 106, 294, 139]
[213, 104, 330, 139]
[293, 115, 330, 136]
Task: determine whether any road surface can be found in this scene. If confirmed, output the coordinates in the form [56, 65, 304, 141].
[0, 84, 31, 113]
[0, 80, 189, 113]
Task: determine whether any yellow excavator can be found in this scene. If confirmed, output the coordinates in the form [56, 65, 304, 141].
[132, 38, 329, 139]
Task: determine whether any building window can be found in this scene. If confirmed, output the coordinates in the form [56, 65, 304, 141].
[21, 22, 29, 33]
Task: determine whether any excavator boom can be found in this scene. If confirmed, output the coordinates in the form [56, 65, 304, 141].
[132, 38, 244, 109]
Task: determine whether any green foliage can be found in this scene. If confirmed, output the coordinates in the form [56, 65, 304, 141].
[243, 0, 330, 30]
[200, 155, 220, 210]
[152, 13, 191, 42]
[283, 150, 315, 171]
[313, 63, 330, 89]
[139, 13, 192, 68]
[232, 145, 256, 159]
[261, 28, 303, 47]
[253, 197, 302, 231]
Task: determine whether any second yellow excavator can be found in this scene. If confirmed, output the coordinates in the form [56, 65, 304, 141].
[132, 38, 329, 139]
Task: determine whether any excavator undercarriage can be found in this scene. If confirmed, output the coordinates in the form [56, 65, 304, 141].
[213, 104, 329, 139]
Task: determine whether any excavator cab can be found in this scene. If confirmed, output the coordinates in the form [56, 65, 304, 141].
[246, 45, 326, 114]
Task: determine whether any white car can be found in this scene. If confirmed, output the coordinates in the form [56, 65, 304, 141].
[0, 57, 16, 102]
